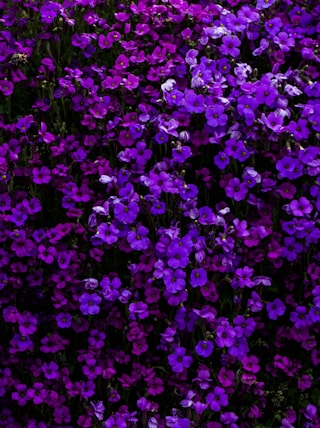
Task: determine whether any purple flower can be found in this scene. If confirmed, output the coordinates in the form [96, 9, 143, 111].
[10, 209, 27, 226]
[215, 324, 236, 348]
[32, 166, 51, 184]
[42, 361, 59, 380]
[114, 201, 139, 224]
[184, 90, 205, 114]
[265, 17, 282, 35]
[206, 105, 228, 128]
[11, 333, 33, 351]
[259, 111, 284, 132]
[37, 245, 56, 264]
[166, 244, 189, 269]
[220, 35, 241, 57]
[16, 115, 34, 132]
[90, 401, 105, 421]
[206, 386, 228, 411]
[288, 197, 313, 217]
[79, 293, 102, 315]
[282, 237, 304, 261]
[56, 313, 73, 328]
[128, 301, 149, 319]
[225, 178, 248, 201]
[274, 32, 295, 52]
[276, 156, 303, 180]
[18, 312, 37, 336]
[163, 268, 186, 293]
[168, 347, 193, 373]
[123, 74, 140, 90]
[40, 2, 61, 23]
[256, 0, 276, 9]
[190, 268, 207, 288]
[0, 79, 14, 96]
[290, 306, 311, 329]
[198, 206, 216, 225]
[233, 315, 256, 337]
[95, 223, 120, 245]
[12, 384, 29, 406]
[214, 151, 230, 170]
[195, 340, 214, 357]
[127, 225, 150, 250]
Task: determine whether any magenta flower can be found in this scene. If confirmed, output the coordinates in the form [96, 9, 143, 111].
[0, 79, 14, 96]
[32, 166, 51, 184]
[123, 74, 140, 90]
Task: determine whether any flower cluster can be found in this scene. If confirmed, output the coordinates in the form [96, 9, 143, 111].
[0, 0, 320, 427]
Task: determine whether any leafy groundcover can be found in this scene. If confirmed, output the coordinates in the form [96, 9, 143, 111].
[0, 0, 320, 427]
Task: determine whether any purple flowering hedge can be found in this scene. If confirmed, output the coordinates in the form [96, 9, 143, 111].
[0, 0, 320, 427]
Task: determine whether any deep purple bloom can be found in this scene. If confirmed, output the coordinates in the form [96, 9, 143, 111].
[18, 312, 37, 336]
[128, 301, 149, 319]
[56, 313, 73, 328]
[206, 386, 228, 411]
[225, 178, 248, 201]
[215, 324, 236, 348]
[79, 293, 102, 315]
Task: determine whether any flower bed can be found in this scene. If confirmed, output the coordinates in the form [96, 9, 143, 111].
[0, 0, 320, 427]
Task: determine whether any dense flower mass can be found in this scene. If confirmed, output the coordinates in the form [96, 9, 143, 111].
[0, 0, 320, 426]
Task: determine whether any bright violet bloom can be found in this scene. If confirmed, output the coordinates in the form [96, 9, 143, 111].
[127, 225, 150, 250]
[274, 32, 295, 52]
[288, 197, 313, 217]
[256, 0, 276, 9]
[206, 105, 228, 128]
[190, 268, 207, 288]
[220, 35, 241, 57]
[168, 347, 193, 373]
[195, 340, 214, 358]
[276, 156, 303, 180]
[184, 90, 205, 114]
[79, 293, 102, 315]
